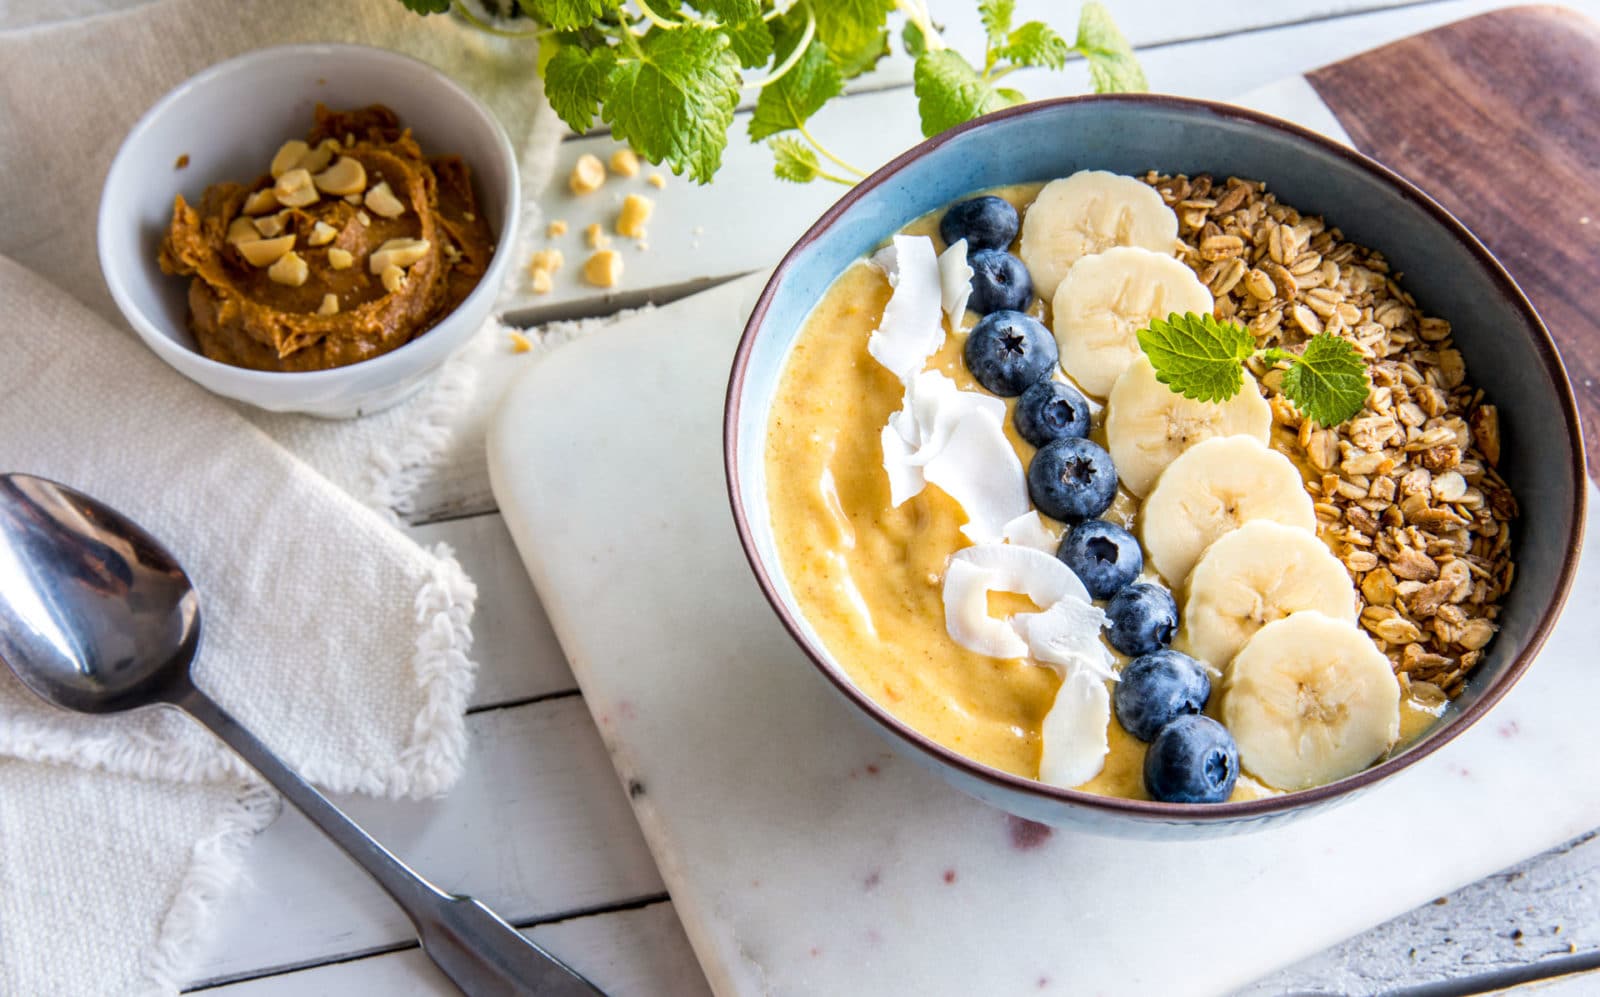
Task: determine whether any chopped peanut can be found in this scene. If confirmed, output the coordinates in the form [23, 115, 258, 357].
[226, 217, 261, 246]
[369, 237, 431, 274]
[270, 140, 310, 178]
[380, 264, 407, 293]
[365, 181, 406, 219]
[316, 293, 339, 316]
[238, 235, 296, 267]
[531, 269, 553, 294]
[327, 248, 354, 270]
[615, 193, 654, 239]
[267, 251, 309, 287]
[252, 211, 290, 238]
[569, 153, 606, 195]
[582, 248, 623, 288]
[547, 219, 569, 238]
[530, 248, 564, 272]
[242, 188, 279, 215]
[298, 138, 340, 175]
[307, 220, 338, 247]
[646, 173, 666, 189]
[609, 148, 640, 177]
[313, 156, 367, 196]
[584, 222, 610, 250]
[273, 168, 319, 208]
[509, 330, 535, 353]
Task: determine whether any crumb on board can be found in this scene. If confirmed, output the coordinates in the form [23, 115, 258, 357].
[530, 248, 564, 273]
[569, 153, 606, 195]
[531, 269, 553, 295]
[647, 173, 666, 189]
[585, 222, 611, 250]
[174, 153, 190, 170]
[547, 219, 568, 237]
[616, 193, 654, 239]
[583, 248, 623, 288]
[509, 330, 534, 353]
[610, 148, 640, 177]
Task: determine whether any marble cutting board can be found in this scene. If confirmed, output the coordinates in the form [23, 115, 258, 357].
[487, 39, 1600, 997]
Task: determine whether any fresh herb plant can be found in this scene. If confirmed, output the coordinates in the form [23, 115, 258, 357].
[396, 0, 1145, 184]
[1137, 312, 1370, 427]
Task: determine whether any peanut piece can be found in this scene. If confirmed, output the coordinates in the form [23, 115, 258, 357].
[267, 251, 309, 287]
[646, 173, 666, 189]
[509, 330, 534, 353]
[369, 237, 431, 274]
[298, 138, 341, 175]
[273, 168, 319, 208]
[307, 221, 338, 247]
[584, 222, 610, 250]
[316, 293, 339, 316]
[238, 235, 296, 267]
[327, 248, 354, 270]
[531, 269, 553, 295]
[609, 148, 640, 177]
[242, 188, 279, 215]
[582, 248, 623, 288]
[270, 140, 310, 178]
[313, 156, 367, 196]
[380, 264, 407, 293]
[615, 194, 654, 239]
[569, 153, 606, 194]
[364, 181, 406, 219]
[252, 211, 290, 238]
[226, 217, 262, 246]
[547, 219, 569, 237]
[530, 248, 564, 272]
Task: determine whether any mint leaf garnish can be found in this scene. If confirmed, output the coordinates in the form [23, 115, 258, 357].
[544, 43, 617, 133]
[1074, 1, 1146, 92]
[813, 0, 894, 72]
[517, 0, 611, 32]
[1277, 333, 1371, 427]
[1139, 314, 1370, 426]
[979, 0, 1015, 44]
[1003, 21, 1069, 69]
[602, 27, 740, 183]
[1137, 313, 1255, 403]
[749, 15, 843, 139]
[913, 49, 1008, 137]
[770, 136, 820, 183]
[690, 0, 759, 21]
[723, 15, 775, 69]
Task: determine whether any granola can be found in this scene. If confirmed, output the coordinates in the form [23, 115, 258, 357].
[1143, 172, 1518, 697]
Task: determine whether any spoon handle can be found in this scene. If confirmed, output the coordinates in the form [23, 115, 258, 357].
[171, 682, 605, 997]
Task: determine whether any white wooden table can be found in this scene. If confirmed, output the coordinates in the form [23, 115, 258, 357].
[132, 1, 1599, 993]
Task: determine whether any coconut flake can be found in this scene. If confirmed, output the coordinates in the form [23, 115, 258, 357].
[923, 408, 1030, 543]
[1038, 668, 1112, 788]
[880, 371, 1012, 516]
[867, 235, 944, 381]
[1017, 598, 1115, 681]
[938, 238, 973, 326]
[942, 543, 1092, 659]
[1002, 511, 1059, 553]
[942, 558, 1031, 659]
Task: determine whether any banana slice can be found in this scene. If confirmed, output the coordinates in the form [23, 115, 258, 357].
[1106, 356, 1272, 497]
[1183, 521, 1358, 672]
[1140, 435, 1316, 586]
[1018, 170, 1179, 300]
[1223, 611, 1401, 791]
[1052, 246, 1214, 398]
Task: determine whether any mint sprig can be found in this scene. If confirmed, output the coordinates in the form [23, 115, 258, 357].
[397, 1, 1144, 186]
[1138, 313, 1370, 427]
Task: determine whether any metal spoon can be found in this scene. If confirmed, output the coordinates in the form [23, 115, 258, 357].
[0, 473, 604, 997]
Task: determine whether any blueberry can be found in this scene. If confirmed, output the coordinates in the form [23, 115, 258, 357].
[1014, 380, 1090, 448]
[1057, 519, 1142, 599]
[1143, 714, 1239, 804]
[1104, 582, 1178, 657]
[1114, 650, 1210, 741]
[1027, 438, 1117, 523]
[964, 310, 1058, 397]
[967, 250, 1034, 315]
[940, 195, 1019, 252]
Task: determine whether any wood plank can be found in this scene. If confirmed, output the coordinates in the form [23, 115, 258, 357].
[193, 901, 710, 996]
[1242, 831, 1600, 995]
[1307, 5, 1600, 475]
[409, 513, 576, 708]
[184, 698, 663, 988]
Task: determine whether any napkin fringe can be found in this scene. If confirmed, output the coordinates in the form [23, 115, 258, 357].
[363, 338, 484, 519]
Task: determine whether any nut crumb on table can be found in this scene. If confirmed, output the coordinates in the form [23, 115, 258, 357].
[647, 172, 666, 189]
[583, 248, 623, 287]
[610, 148, 640, 177]
[508, 330, 533, 353]
[585, 222, 610, 250]
[616, 193, 654, 239]
[547, 219, 568, 237]
[1146, 171, 1517, 697]
[570, 152, 605, 194]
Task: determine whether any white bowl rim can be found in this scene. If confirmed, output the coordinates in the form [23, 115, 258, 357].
[96, 41, 520, 388]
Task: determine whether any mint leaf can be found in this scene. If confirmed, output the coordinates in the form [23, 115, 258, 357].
[913, 50, 1008, 137]
[813, 0, 892, 62]
[603, 27, 741, 183]
[827, 27, 891, 79]
[690, 0, 759, 21]
[397, 0, 450, 13]
[749, 32, 843, 139]
[1137, 313, 1255, 403]
[902, 19, 928, 59]
[995, 86, 1026, 106]
[1278, 333, 1370, 426]
[1074, 1, 1146, 92]
[723, 15, 774, 69]
[770, 136, 820, 183]
[517, 0, 611, 31]
[544, 43, 617, 133]
[1004, 21, 1069, 69]
[979, 0, 1015, 45]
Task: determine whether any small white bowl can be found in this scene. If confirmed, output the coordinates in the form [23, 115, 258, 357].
[98, 43, 520, 419]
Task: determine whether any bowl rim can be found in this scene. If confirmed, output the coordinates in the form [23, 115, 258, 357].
[723, 92, 1589, 822]
[96, 41, 520, 387]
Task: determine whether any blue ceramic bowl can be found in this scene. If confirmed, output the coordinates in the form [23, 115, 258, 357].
[724, 95, 1585, 837]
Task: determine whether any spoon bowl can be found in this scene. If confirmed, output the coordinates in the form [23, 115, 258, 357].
[0, 472, 601, 996]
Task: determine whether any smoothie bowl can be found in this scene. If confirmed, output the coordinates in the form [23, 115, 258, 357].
[725, 96, 1585, 836]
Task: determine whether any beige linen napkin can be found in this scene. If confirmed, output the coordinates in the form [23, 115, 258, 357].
[0, 251, 479, 994]
[0, 0, 563, 514]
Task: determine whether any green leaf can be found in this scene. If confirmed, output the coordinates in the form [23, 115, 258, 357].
[603, 27, 741, 183]
[1136, 312, 1256, 404]
[517, 0, 611, 31]
[902, 19, 928, 59]
[397, 0, 451, 14]
[690, 0, 760, 21]
[1074, 1, 1146, 93]
[1004, 21, 1069, 69]
[770, 136, 820, 183]
[812, 0, 892, 60]
[1278, 333, 1371, 427]
[994, 86, 1027, 106]
[749, 30, 843, 139]
[543, 43, 617, 133]
[723, 15, 775, 68]
[978, 0, 1015, 45]
[912, 49, 1009, 137]
[827, 27, 890, 79]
